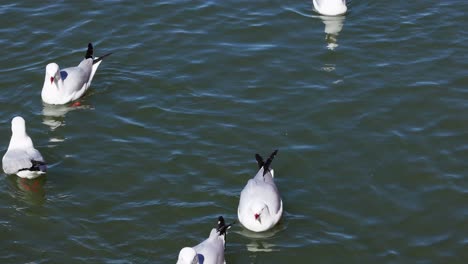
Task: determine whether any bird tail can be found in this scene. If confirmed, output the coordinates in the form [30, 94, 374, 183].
[83, 42, 112, 88]
[84, 42, 112, 64]
[217, 216, 234, 245]
[255, 149, 278, 176]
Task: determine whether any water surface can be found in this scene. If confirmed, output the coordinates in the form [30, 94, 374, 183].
[0, 1, 467, 263]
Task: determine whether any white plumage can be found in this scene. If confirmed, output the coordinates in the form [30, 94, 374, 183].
[2, 116, 46, 179]
[313, 0, 347, 16]
[177, 216, 232, 264]
[238, 150, 283, 232]
[41, 43, 111, 105]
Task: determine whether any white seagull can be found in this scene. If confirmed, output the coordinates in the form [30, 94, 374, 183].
[313, 0, 347, 16]
[177, 216, 233, 264]
[2, 116, 47, 179]
[238, 150, 283, 232]
[41, 43, 111, 105]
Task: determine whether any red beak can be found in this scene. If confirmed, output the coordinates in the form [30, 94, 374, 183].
[255, 213, 260, 220]
[50, 77, 54, 84]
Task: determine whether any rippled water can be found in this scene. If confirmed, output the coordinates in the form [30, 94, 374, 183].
[1, 1, 467, 263]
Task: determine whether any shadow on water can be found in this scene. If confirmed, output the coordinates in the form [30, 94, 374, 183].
[6, 174, 47, 206]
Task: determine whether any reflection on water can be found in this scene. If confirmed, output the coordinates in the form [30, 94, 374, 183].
[42, 101, 92, 132]
[319, 15, 346, 50]
[321, 64, 336, 72]
[245, 240, 279, 253]
[236, 225, 284, 252]
[6, 175, 47, 206]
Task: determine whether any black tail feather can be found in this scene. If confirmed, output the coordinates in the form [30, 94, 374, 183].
[258, 149, 278, 176]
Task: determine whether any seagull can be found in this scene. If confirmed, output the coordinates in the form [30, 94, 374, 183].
[313, 0, 347, 16]
[177, 216, 233, 264]
[238, 150, 283, 232]
[41, 43, 111, 105]
[2, 116, 47, 179]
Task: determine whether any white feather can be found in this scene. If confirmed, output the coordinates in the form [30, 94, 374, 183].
[313, 0, 347, 16]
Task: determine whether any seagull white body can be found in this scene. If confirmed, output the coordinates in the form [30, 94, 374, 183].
[41, 43, 110, 105]
[238, 150, 283, 232]
[313, 0, 347, 16]
[177, 217, 231, 264]
[2, 116, 46, 179]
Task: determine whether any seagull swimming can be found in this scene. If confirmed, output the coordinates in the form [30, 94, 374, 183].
[41, 43, 111, 105]
[2, 116, 47, 179]
[313, 0, 347, 16]
[238, 150, 283, 232]
[177, 216, 233, 264]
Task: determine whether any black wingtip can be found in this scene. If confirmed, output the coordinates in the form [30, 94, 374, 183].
[218, 216, 225, 228]
[85, 43, 93, 59]
[85, 42, 112, 64]
[217, 216, 233, 236]
[32, 160, 47, 173]
[92, 52, 112, 65]
[18, 160, 47, 173]
[262, 149, 278, 176]
[255, 154, 264, 169]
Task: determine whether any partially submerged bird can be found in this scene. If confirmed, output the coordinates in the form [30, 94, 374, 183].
[41, 43, 111, 105]
[2, 116, 47, 179]
[238, 150, 283, 232]
[313, 0, 347, 16]
[177, 216, 233, 264]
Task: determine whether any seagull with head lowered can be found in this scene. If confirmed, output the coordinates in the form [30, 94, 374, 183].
[177, 216, 233, 264]
[313, 0, 347, 16]
[41, 43, 111, 105]
[238, 150, 283, 232]
[2, 116, 47, 179]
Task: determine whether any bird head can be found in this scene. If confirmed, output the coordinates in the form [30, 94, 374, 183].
[45, 63, 60, 84]
[11, 116, 26, 135]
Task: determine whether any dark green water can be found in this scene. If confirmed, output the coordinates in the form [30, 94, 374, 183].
[0, 1, 467, 263]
